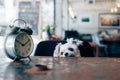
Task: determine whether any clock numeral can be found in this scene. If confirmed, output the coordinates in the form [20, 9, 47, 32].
[26, 51, 28, 53]
[28, 43, 31, 46]
[28, 48, 30, 51]
[18, 51, 21, 54]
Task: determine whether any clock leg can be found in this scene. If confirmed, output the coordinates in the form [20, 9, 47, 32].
[20, 56, 31, 64]
[28, 56, 32, 63]
[13, 56, 19, 61]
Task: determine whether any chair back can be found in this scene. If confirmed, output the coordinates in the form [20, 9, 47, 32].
[34, 40, 66, 56]
[34, 40, 94, 57]
[64, 30, 80, 40]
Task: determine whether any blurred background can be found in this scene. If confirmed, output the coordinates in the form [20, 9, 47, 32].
[0, 0, 120, 57]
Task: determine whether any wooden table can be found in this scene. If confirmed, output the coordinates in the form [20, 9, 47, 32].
[1, 56, 120, 80]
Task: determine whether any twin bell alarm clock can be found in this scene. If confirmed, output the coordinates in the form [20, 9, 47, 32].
[4, 19, 34, 61]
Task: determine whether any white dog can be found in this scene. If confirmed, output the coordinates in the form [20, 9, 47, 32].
[53, 38, 83, 57]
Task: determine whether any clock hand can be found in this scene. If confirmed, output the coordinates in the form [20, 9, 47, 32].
[23, 39, 30, 46]
[16, 40, 23, 45]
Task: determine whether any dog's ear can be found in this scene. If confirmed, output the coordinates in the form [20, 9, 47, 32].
[66, 38, 74, 43]
[53, 43, 62, 57]
[76, 40, 83, 46]
[67, 38, 83, 46]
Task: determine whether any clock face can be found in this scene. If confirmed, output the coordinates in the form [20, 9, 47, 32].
[14, 32, 34, 57]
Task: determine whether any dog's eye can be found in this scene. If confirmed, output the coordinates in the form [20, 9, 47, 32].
[68, 48, 74, 51]
[61, 52, 63, 55]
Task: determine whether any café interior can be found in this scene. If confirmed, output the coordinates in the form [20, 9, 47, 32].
[0, 0, 120, 57]
[0, 0, 120, 80]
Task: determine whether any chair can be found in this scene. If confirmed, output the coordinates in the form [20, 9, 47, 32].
[79, 34, 93, 42]
[78, 33, 99, 57]
[64, 30, 80, 40]
[79, 41, 94, 57]
[92, 34, 108, 57]
[34, 40, 66, 56]
[34, 40, 94, 57]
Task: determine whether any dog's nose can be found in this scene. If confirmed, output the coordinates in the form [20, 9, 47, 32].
[65, 53, 69, 56]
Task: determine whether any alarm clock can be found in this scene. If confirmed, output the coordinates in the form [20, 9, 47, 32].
[4, 19, 34, 61]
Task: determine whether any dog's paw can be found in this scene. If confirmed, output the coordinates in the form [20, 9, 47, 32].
[53, 43, 62, 57]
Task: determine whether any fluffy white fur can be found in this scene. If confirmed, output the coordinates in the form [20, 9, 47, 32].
[53, 38, 83, 57]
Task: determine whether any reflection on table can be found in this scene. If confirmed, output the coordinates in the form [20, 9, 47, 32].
[1, 56, 120, 80]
